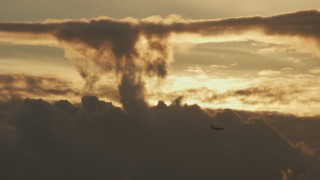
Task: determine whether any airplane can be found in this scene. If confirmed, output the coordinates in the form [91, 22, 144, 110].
[211, 125, 224, 130]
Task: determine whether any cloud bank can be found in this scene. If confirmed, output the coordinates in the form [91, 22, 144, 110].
[0, 97, 319, 180]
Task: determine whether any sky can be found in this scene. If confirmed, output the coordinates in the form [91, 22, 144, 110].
[1, 0, 320, 21]
[1, 1, 320, 115]
[1, 1, 320, 179]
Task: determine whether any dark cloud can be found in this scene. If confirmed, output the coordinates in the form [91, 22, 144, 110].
[0, 96, 319, 180]
[1, 10, 319, 60]
[118, 73, 147, 114]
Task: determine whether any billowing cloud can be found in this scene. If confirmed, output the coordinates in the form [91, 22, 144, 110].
[0, 96, 319, 180]
[0, 10, 320, 111]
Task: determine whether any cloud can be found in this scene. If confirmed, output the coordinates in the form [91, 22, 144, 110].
[1, 10, 319, 51]
[0, 96, 319, 179]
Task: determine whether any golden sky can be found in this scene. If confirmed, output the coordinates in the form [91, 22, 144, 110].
[0, 0, 320, 21]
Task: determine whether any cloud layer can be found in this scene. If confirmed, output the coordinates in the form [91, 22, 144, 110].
[0, 97, 319, 180]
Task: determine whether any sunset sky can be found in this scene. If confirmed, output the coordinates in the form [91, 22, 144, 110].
[2, 1, 320, 115]
[1, 1, 320, 180]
